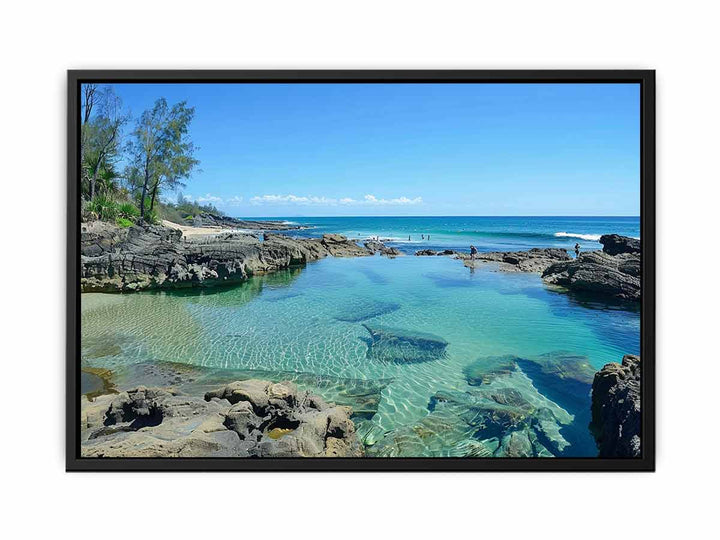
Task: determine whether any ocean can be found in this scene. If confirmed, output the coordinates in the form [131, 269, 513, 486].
[267, 215, 640, 254]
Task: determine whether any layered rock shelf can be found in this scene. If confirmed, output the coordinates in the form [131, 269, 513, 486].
[460, 248, 572, 273]
[542, 235, 640, 302]
[80, 221, 378, 292]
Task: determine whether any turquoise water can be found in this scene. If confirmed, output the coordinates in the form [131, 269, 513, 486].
[81, 248, 640, 457]
[266, 216, 640, 254]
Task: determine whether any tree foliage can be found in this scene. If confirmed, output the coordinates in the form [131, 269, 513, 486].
[81, 85, 127, 200]
[125, 98, 199, 220]
[79, 86, 201, 226]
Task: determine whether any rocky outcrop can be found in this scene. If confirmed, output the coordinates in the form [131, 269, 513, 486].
[80, 221, 372, 292]
[414, 249, 460, 257]
[189, 212, 301, 231]
[600, 234, 640, 256]
[415, 249, 437, 256]
[319, 233, 373, 258]
[542, 250, 640, 301]
[461, 248, 572, 273]
[81, 380, 363, 458]
[364, 240, 402, 257]
[590, 355, 641, 458]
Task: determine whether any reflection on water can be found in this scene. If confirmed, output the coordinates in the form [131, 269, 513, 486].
[81, 255, 640, 457]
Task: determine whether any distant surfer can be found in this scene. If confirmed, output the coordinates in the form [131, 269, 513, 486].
[470, 244, 478, 261]
[422, 234, 425, 240]
[574, 243, 580, 257]
[408, 235, 411, 241]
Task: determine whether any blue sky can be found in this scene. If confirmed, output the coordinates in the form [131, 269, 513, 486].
[108, 82, 640, 217]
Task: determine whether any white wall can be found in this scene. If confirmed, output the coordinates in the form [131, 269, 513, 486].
[1, 1, 716, 537]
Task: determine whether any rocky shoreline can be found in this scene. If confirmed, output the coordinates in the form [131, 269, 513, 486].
[80, 221, 387, 293]
[424, 234, 641, 303]
[187, 212, 303, 231]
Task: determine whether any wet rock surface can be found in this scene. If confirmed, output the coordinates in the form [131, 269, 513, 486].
[364, 240, 403, 257]
[81, 379, 363, 458]
[461, 248, 572, 273]
[542, 250, 640, 302]
[80, 221, 372, 292]
[590, 354, 641, 458]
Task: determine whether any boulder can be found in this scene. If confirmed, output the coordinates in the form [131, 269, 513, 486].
[589, 355, 641, 458]
[600, 234, 641, 256]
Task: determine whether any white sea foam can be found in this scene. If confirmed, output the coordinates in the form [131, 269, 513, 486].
[554, 232, 602, 241]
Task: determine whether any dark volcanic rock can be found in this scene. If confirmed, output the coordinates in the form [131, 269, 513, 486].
[415, 249, 438, 256]
[190, 212, 301, 231]
[590, 355, 641, 458]
[462, 248, 572, 273]
[362, 323, 449, 363]
[364, 240, 402, 257]
[80, 221, 372, 292]
[542, 250, 640, 302]
[600, 234, 640, 256]
[81, 379, 363, 458]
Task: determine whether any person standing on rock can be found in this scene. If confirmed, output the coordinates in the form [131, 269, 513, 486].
[470, 244, 478, 261]
[574, 243, 580, 257]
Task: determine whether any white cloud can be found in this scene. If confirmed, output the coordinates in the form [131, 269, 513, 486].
[250, 193, 423, 206]
[224, 196, 244, 206]
[183, 194, 244, 207]
[196, 193, 223, 204]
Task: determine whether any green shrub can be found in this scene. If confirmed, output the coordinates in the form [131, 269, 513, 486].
[115, 217, 134, 228]
[86, 196, 119, 221]
[118, 202, 140, 219]
[143, 208, 159, 225]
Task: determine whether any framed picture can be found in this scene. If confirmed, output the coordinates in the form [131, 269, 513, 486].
[67, 70, 655, 472]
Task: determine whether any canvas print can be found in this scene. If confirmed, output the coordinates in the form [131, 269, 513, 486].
[78, 81, 642, 460]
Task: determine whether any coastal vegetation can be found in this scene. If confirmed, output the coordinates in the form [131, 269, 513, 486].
[80, 84, 207, 226]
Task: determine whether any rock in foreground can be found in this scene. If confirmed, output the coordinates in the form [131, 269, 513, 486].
[590, 355, 641, 458]
[81, 380, 363, 458]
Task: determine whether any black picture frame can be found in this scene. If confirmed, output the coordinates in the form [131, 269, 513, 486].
[67, 69, 655, 472]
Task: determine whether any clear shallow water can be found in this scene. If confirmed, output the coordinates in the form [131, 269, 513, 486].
[265, 216, 640, 254]
[82, 253, 639, 457]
